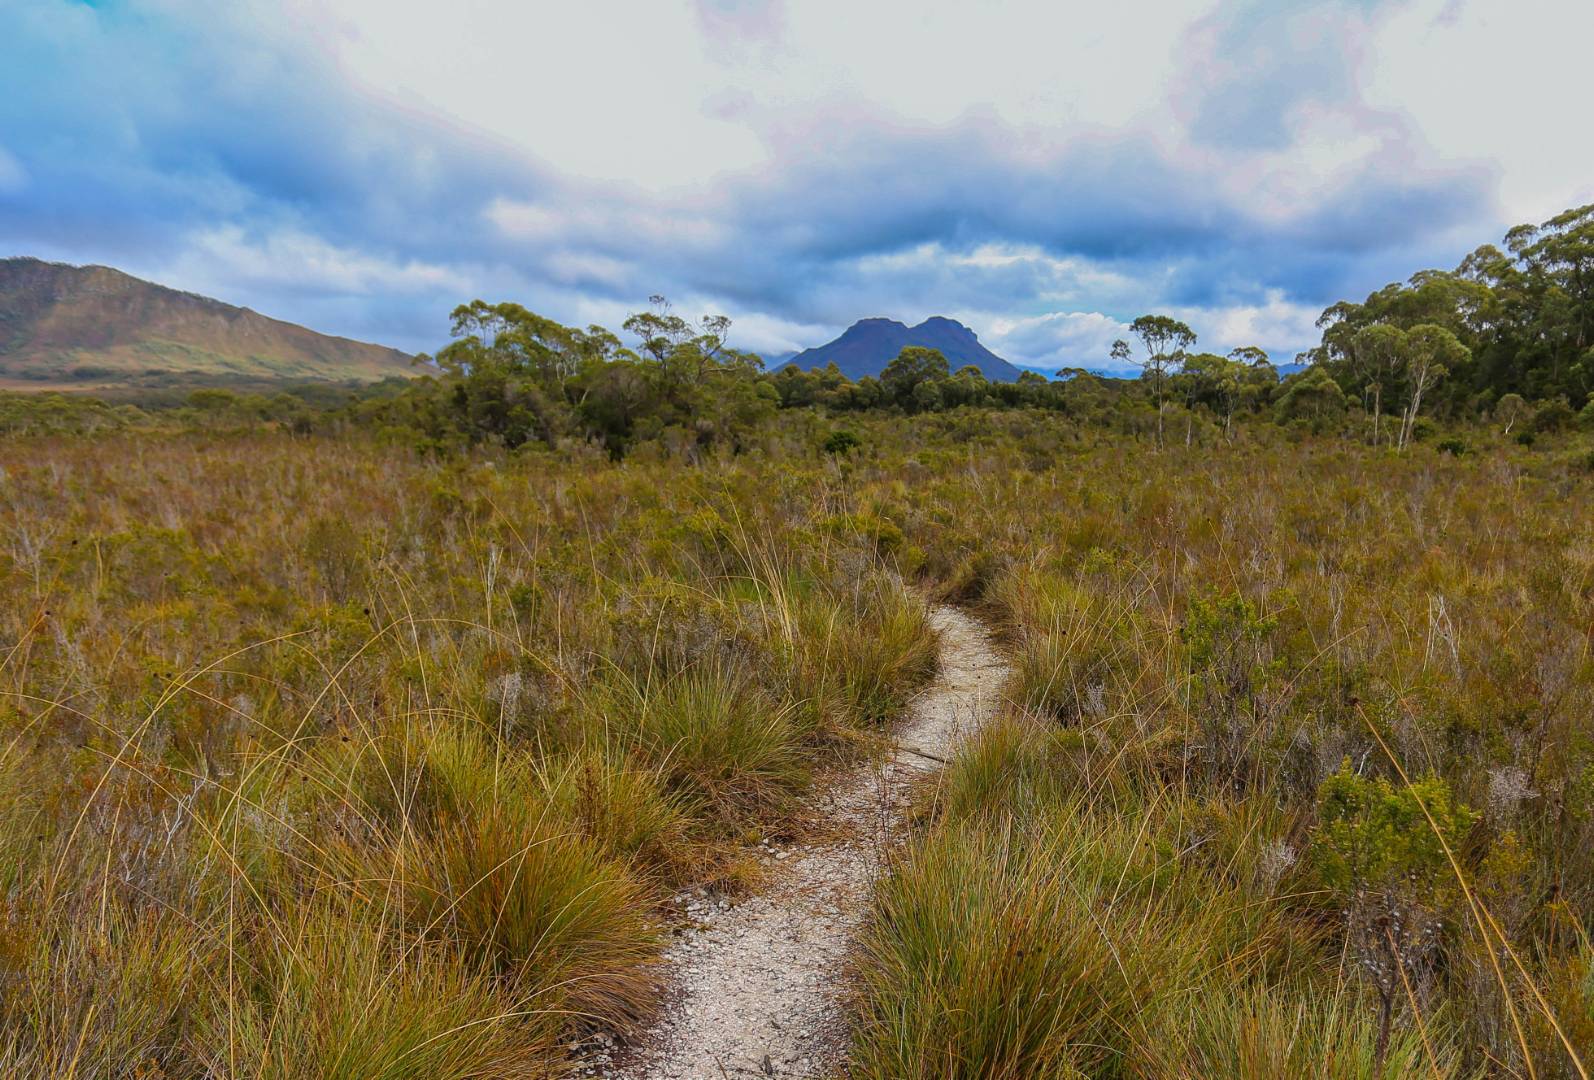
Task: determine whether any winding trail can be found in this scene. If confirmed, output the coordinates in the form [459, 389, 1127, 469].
[589, 606, 1008, 1079]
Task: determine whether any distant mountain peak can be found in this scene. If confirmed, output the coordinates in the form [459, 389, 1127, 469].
[785, 315, 1021, 383]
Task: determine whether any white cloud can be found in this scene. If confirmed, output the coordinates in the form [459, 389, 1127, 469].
[486, 197, 726, 251]
[983, 291, 1324, 374]
[1364, 0, 1594, 223]
[1172, 290, 1325, 362]
[708, 308, 838, 359]
[985, 311, 1130, 371]
[164, 225, 472, 299]
[540, 251, 635, 290]
[277, 0, 770, 189]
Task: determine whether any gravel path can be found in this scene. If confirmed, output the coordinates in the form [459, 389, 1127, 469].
[588, 605, 1007, 1080]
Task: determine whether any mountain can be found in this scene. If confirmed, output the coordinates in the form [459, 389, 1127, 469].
[0, 257, 417, 390]
[784, 316, 1023, 382]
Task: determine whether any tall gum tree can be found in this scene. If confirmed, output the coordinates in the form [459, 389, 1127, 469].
[1397, 324, 1469, 450]
[1112, 314, 1196, 447]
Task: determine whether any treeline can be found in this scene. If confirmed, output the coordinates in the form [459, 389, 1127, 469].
[5, 202, 1592, 453]
[1310, 202, 1594, 438]
[348, 199, 1594, 456]
[351, 301, 1300, 454]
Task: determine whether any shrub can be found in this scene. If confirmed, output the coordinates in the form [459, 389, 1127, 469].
[1311, 764, 1477, 1070]
[1529, 397, 1576, 435]
[823, 429, 862, 455]
[1182, 590, 1286, 791]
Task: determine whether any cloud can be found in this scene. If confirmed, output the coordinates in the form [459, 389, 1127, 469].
[986, 312, 1131, 373]
[1172, 291, 1326, 364]
[171, 227, 471, 298]
[1, 0, 1587, 362]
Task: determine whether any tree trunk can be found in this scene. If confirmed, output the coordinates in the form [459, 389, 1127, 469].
[1374, 990, 1393, 1075]
[1400, 368, 1429, 451]
[1155, 370, 1165, 448]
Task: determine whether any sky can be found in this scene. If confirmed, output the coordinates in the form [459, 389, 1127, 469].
[3, 0, 1591, 372]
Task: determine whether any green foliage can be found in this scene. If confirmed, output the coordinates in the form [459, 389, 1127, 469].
[1173, 349, 1279, 427]
[1182, 591, 1286, 789]
[881, 346, 951, 410]
[1312, 764, 1475, 894]
[0, 390, 143, 434]
[369, 295, 772, 458]
[1312, 202, 1594, 411]
[1530, 396, 1577, 434]
[1274, 365, 1347, 426]
[822, 428, 862, 455]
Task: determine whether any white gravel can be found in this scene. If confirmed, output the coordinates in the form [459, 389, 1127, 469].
[589, 605, 1007, 1080]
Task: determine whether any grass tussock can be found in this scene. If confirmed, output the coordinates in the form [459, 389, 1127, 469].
[0, 433, 942, 1076]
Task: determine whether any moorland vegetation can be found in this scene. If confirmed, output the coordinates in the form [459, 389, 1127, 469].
[2, 203, 1594, 1078]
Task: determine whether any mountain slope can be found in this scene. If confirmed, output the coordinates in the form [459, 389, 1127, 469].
[0, 257, 416, 389]
[785, 316, 1022, 382]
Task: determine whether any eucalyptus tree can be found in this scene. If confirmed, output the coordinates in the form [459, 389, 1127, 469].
[880, 346, 950, 410]
[1396, 324, 1468, 450]
[1494, 392, 1529, 435]
[1112, 314, 1196, 447]
[1350, 323, 1406, 446]
[623, 295, 735, 398]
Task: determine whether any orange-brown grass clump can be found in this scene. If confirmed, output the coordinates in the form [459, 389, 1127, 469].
[0, 430, 936, 1077]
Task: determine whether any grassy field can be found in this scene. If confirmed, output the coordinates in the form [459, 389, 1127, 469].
[846, 415, 1594, 1079]
[2, 412, 1592, 1076]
